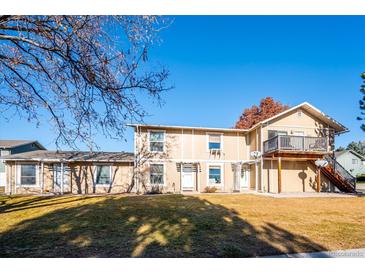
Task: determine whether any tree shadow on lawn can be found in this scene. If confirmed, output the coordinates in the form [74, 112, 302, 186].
[0, 195, 95, 214]
[0, 195, 328, 257]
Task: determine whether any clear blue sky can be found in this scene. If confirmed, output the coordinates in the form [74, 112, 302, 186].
[1, 16, 364, 151]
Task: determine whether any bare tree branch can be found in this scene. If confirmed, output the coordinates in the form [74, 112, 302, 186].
[0, 15, 172, 149]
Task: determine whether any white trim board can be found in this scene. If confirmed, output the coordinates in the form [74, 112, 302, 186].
[140, 158, 255, 164]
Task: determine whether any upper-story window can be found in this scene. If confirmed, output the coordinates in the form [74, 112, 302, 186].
[149, 131, 165, 152]
[208, 134, 222, 150]
[268, 130, 288, 139]
[352, 159, 359, 165]
[0, 150, 10, 157]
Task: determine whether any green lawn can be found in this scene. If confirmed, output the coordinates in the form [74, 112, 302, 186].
[0, 194, 365, 257]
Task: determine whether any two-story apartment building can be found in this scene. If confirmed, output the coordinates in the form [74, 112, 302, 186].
[131, 102, 355, 194]
[0, 102, 356, 195]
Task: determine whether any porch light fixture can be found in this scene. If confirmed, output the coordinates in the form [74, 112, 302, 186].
[250, 151, 262, 159]
[315, 159, 328, 168]
[250, 151, 262, 192]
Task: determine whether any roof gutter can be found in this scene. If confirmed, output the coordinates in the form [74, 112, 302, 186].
[0, 158, 134, 163]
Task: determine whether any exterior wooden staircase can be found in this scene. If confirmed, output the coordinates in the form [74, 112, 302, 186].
[313, 156, 356, 193]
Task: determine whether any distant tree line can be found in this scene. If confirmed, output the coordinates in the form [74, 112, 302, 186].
[336, 141, 365, 156]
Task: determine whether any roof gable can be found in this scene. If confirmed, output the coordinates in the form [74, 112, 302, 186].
[249, 102, 348, 134]
[0, 140, 46, 150]
[335, 150, 365, 161]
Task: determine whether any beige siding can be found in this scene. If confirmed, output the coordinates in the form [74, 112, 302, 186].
[136, 104, 342, 194]
[136, 126, 249, 193]
[136, 127, 248, 161]
[262, 108, 330, 140]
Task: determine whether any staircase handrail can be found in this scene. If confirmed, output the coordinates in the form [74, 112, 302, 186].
[324, 155, 356, 189]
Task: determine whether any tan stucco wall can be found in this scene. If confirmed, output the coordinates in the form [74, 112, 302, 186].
[5, 161, 134, 195]
[68, 162, 134, 194]
[6, 162, 54, 195]
[262, 159, 335, 193]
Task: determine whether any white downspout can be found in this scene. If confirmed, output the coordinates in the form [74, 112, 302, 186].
[14, 161, 17, 195]
[134, 126, 138, 193]
[260, 125, 264, 192]
[255, 129, 258, 192]
[41, 162, 44, 194]
[61, 162, 64, 194]
[8, 162, 12, 195]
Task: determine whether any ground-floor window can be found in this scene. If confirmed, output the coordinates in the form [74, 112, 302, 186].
[19, 164, 37, 185]
[150, 164, 164, 185]
[208, 165, 222, 185]
[95, 165, 111, 185]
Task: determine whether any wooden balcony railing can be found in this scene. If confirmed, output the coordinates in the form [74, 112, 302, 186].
[263, 135, 328, 154]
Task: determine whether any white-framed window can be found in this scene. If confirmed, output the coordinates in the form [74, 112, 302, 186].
[352, 159, 359, 165]
[150, 163, 164, 185]
[297, 109, 302, 117]
[207, 164, 224, 185]
[268, 130, 288, 139]
[94, 165, 112, 185]
[0, 150, 10, 156]
[0, 150, 9, 173]
[149, 130, 165, 152]
[207, 133, 223, 151]
[18, 164, 37, 186]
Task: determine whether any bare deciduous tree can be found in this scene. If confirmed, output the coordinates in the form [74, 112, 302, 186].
[0, 16, 172, 148]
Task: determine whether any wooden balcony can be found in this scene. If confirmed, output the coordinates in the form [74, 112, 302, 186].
[263, 135, 329, 156]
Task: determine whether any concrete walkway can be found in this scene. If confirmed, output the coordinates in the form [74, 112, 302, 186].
[256, 192, 358, 198]
[265, 248, 365, 258]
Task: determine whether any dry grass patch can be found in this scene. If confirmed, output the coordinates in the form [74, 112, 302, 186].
[0, 194, 364, 257]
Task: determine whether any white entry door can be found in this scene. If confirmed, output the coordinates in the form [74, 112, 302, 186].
[240, 167, 249, 188]
[53, 164, 69, 193]
[182, 166, 195, 190]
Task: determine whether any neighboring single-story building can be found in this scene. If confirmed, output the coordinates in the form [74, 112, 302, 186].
[1, 150, 134, 195]
[0, 140, 46, 193]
